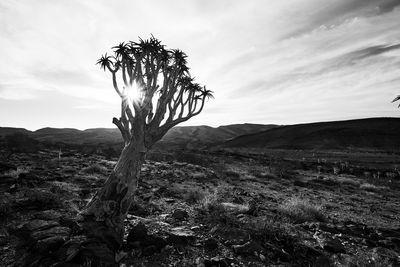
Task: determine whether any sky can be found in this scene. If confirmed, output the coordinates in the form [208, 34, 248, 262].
[1, 0, 400, 130]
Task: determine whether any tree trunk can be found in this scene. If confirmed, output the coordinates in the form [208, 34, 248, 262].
[80, 137, 146, 255]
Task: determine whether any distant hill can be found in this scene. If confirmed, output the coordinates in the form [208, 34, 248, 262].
[0, 124, 277, 149]
[0, 127, 31, 137]
[157, 124, 277, 149]
[221, 118, 400, 151]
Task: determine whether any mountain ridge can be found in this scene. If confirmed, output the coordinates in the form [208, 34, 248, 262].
[221, 117, 400, 151]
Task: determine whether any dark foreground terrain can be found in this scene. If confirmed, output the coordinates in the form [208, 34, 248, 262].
[0, 146, 400, 266]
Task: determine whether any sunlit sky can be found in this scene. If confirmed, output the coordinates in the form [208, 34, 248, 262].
[1, 0, 400, 130]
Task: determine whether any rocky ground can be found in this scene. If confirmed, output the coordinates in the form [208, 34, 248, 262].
[0, 148, 400, 266]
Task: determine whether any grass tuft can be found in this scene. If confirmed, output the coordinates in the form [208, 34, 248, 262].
[279, 196, 325, 223]
[83, 163, 108, 175]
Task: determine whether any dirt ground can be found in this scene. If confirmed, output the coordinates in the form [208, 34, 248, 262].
[1, 148, 400, 266]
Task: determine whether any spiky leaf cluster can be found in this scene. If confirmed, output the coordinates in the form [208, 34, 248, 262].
[97, 36, 213, 146]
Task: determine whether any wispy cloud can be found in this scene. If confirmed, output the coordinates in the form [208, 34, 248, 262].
[0, 0, 399, 129]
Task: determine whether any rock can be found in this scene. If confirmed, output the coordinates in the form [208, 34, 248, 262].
[204, 237, 218, 250]
[171, 208, 189, 221]
[59, 216, 81, 234]
[0, 175, 15, 185]
[129, 203, 150, 217]
[164, 198, 175, 203]
[314, 232, 345, 253]
[142, 245, 158, 256]
[31, 226, 71, 241]
[8, 184, 18, 193]
[371, 247, 400, 264]
[233, 240, 264, 255]
[192, 172, 207, 179]
[21, 219, 60, 232]
[126, 222, 148, 245]
[34, 210, 62, 221]
[0, 228, 8, 246]
[204, 256, 233, 267]
[0, 162, 17, 172]
[246, 199, 258, 216]
[34, 235, 66, 253]
[167, 227, 195, 245]
[142, 235, 167, 251]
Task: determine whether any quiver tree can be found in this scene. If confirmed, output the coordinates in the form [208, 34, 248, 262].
[80, 36, 213, 261]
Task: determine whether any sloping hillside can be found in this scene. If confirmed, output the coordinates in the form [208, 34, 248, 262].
[222, 118, 400, 151]
[157, 124, 277, 149]
[0, 127, 32, 137]
[0, 124, 276, 149]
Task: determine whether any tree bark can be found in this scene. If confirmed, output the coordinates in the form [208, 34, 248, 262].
[80, 137, 146, 252]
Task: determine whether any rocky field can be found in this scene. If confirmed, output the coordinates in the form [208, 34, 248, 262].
[0, 148, 400, 266]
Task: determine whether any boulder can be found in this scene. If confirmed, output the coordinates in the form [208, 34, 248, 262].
[204, 237, 218, 250]
[167, 227, 195, 245]
[34, 210, 62, 221]
[171, 208, 189, 221]
[21, 219, 59, 232]
[314, 234, 345, 254]
[126, 222, 148, 245]
[34, 235, 66, 253]
[204, 256, 232, 267]
[233, 240, 264, 256]
[0, 162, 17, 173]
[31, 226, 71, 241]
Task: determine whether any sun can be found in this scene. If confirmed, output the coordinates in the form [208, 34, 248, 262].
[124, 82, 142, 104]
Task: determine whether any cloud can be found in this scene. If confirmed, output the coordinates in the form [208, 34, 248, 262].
[346, 43, 400, 61]
[378, 0, 400, 13]
[1, 0, 400, 129]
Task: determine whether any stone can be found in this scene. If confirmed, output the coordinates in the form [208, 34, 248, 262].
[192, 172, 207, 179]
[31, 226, 71, 241]
[142, 245, 158, 256]
[22, 219, 59, 232]
[167, 227, 195, 245]
[171, 208, 189, 221]
[204, 256, 233, 267]
[127, 222, 148, 245]
[0, 175, 15, 185]
[0, 162, 17, 172]
[233, 240, 264, 255]
[204, 237, 218, 250]
[34, 210, 62, 221]
[34, 235, 66, 253]
[315, 234, 345, 253]
[142, 235, 167, 251]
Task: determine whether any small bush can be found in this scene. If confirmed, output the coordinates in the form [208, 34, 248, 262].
[279, 197, 325, 223]
[25, 188, 63, 208]
[360, 183, 379, 192]
[338, 177, 360, 186]
[173, 151, 209, 166]
[4, 167, 31, 178]
[183, 189, 204, 204]
[200, 188, 220, 210]
[224, 169, 241, 178]
[83, 164, 108, 175]
[0, 198, 12, 219]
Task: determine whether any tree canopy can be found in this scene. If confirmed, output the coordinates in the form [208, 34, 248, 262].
[97, 36, 213, 147]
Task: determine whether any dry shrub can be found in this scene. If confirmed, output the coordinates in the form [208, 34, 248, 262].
[4, 166, 31, 178]
[183, 189, 205, 204]
[83, 163, 108, 175]
[338, 177, 360, 186]
[0, 198, 12, 218]
[279, 197, 325, 223]
[25, 188, 63, 208]
[359, 183, 379, 191]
